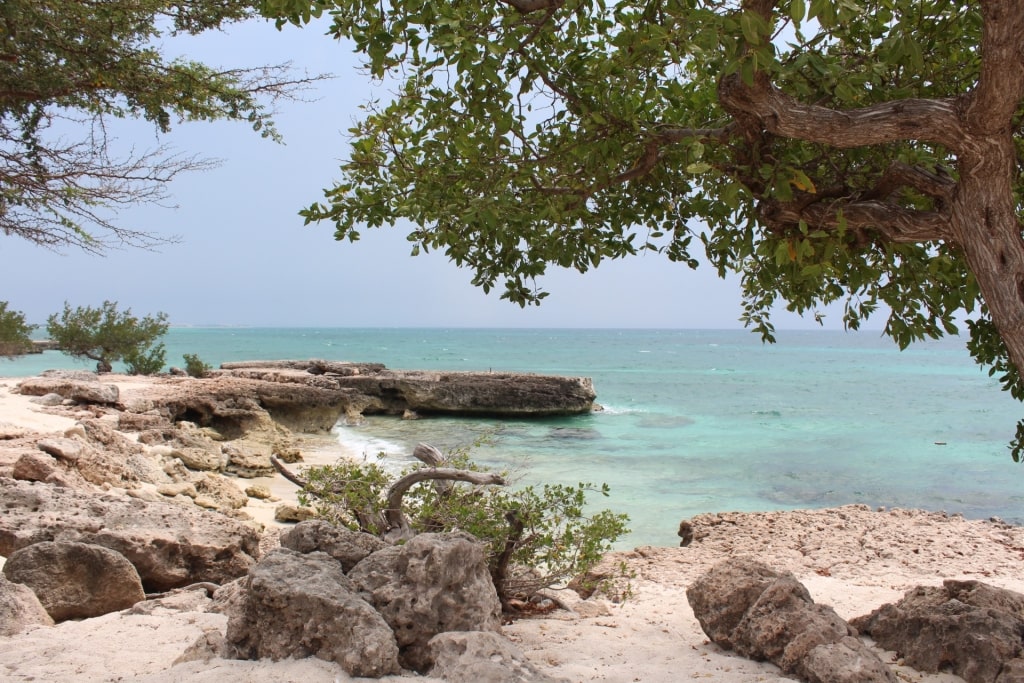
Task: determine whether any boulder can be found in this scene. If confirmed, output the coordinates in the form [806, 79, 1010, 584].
[348, 532, 502, 672]
[851, 580, 1024, 683]
[222, 443, 275, 478]
[16, 373, 120, 405]
[194, 473, 248, 510]
[274, 503, 315, 523]
[0, 572, 54, 636]
[0, 478, 260, 591]
[224, 548, 400, 678]
[279, 519, 388, 572]
[687, 558, 896, 683]
[2, 541, 145, 621]
[428, 631, 567, 683]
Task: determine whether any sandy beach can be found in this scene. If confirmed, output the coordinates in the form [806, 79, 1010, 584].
[2, 373, 1023, 683]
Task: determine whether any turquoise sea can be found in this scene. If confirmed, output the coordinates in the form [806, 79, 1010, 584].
[3, 327, 1022, 547]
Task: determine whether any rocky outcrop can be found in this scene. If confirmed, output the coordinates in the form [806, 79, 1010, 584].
[17, 371, 120, 405]
[687, 558, 896, 683]
[0, 572, 54, 636]
[3, 541, 145, 621]
[348, 531, 503, 672]
[851, 580, 1024, 683]
[224, 548, 401, 678]
[0, 478, 260, 592]
[218, 360, 597, 418]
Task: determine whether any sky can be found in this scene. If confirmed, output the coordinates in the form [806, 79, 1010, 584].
[0, 16, 865, 331]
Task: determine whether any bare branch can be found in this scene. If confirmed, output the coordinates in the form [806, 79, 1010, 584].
[384, 468, 506, 538]
[271, 455, 307, 487]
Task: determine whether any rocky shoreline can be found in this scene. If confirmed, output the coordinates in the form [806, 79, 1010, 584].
[3, 365, 1024, 682]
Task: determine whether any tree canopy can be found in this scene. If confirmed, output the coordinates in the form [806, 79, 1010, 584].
[1, 0, 323, 252]
[0, 301, 35, 357]
[47, 301, 169, 374]
[262, 0, 1024, 456]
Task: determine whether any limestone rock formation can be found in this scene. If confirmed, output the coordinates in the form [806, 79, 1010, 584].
[428, 631, 568, 683]
[348, 531, 503, 672]
[687, 557, 896, 683]
[3, 541, 145, 621]
[279, 519, 388, 572]
[218, 360, 597, 418]
[852, 580, 1024, 683]
[16, 371, 120, 405]
[0, 478, 260, 591]
[0, 572, 54, 636]
[223, 548, 401, 678]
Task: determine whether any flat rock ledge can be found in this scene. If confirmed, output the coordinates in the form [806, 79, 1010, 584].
[217, 359, 598, 421]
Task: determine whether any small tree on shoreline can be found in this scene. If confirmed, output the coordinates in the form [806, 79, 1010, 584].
[0, 302, 36, 358]
[47, 301, 169, 374]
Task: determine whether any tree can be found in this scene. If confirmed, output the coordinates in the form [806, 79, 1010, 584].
[1, 1, 324, 252]
[0, 301, 36, 357]
[47, 301, 169, 373]
[275, 443, 630, 611]
[262, 0, 1024, 457]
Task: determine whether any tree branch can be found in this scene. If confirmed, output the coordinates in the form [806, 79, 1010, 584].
[384, 468, 506, 539]
[760, 197, 951, 243]
[963, 0, 1024, 134]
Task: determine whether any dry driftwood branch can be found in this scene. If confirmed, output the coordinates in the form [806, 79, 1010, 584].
[383, 467, 507, 540]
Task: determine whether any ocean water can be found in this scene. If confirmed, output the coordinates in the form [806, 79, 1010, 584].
[3, 327, 1022, 547]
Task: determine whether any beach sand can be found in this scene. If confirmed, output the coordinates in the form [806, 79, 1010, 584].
[1, 375, 1021, 683]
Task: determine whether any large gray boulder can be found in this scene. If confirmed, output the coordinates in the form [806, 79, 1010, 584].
[851, 580, 1024, 683]
[0, 572, 54, 635]
[428, 631, 567, 683]
[3, 541, 145, 621]
[0, 478, 260, 591]
[687, 558, 896, 683]
[348, 532, 502, 672]
[279, 519, 388, 572]
[223, 548, 400, 678]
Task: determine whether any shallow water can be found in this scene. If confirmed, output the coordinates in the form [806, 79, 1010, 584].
[4, 327, 1022, 546]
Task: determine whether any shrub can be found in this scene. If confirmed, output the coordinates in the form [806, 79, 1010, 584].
[298, 449, 630, 610]
[0, 302, 36, 357]
[182, 353, 213, 377]
[46, 300, 168, 373]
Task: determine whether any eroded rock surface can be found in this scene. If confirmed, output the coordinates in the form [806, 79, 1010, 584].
[852, 580, 1024, 683]
[687, 557, 896, 683]
[223, 548, 401, 678]
[3, 541, 145, 621]
[348, 531, 503, 672]
[0, 478, 260, 591]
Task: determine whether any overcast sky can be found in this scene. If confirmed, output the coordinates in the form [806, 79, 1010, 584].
[0, 17, 864, 330]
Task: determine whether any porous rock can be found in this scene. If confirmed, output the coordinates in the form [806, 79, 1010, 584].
[16, 372, 120, 405]
[348, 531, 502, 672]
[687, 557, 895, 683]
[274, 503, 315, 523]
[223, 548, 400, 678]
[0, 571, 54, 635]
[428, 631, 567, 683]
[279, 519, 388, 572]
[3, 541, 145, 621]
[852, 580, 1024, 683]
[0, 478, 260, 591]
[194, 473, 248, 510]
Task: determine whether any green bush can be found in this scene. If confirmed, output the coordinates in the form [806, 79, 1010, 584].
[182, 353, 213, 378]
[124, 344, 167, 375]
[0, 302, 36, 357]
[46, 300, 168, 373]
[298, 449, 630, 609]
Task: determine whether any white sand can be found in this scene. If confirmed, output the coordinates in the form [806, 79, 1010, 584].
[2, 375, 1020, 683]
